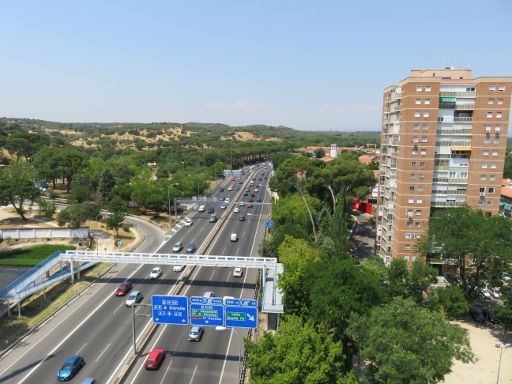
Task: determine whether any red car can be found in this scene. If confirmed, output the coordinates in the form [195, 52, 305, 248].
[247, 203, 254, 208]
[145, 348, 166, 370]
[115, 282, 132, 296]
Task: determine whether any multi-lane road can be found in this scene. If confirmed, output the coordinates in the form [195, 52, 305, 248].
[0, 163, 272, 384]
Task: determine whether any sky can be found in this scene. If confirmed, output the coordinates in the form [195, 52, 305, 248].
[0, 0, 511, 131]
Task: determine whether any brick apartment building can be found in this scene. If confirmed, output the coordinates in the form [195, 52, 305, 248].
[376, 68, 512, 266]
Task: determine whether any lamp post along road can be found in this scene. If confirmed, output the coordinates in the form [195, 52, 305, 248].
[495, 343, 512, 384]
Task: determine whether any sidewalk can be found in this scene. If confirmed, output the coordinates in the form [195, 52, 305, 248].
[351, 212, 376, 259]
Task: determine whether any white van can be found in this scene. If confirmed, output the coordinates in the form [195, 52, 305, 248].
[230, 233, 238, 242]
[198, 205, 205, 212]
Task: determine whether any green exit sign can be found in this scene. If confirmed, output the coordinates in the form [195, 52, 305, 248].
[226, 311, 245, 321]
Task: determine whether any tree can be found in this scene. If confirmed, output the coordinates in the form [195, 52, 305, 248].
[106, 210, 125, 237]
[5, 132, 49, 160]
[494, 291, 512, 331]
[313, 148, 326, 158]
[427, 286, 469, 320]
[246, 316, 358, 384]
[55, 148, 88, 193]
[57, 202, 100, 229]
[347, 298, 474, 384]
[35, 197, 56, 218]
[0, 162, 40, 220]
[278, 236, 324, 317]
[419, 206, 512, 296]
[68, 184, 91, 204]
[98, 168, 116, 200]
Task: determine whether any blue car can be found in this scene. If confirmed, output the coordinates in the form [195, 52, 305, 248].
[57, 355, 85, 381]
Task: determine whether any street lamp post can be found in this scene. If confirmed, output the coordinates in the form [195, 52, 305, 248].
[495, 343, 512, 384]
[167, 183, 180, 219]
[216, 326, 244, 382]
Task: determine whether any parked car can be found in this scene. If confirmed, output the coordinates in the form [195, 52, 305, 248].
[233, 267, 243, 277]
[57, 355, 85, 381]
[239, 215, 245, 221]
[230, 233, 238, 242]
[149, 267, 162, 279]
[125, 291, 143, 306]
[188, 326, 204, 342]
[186, 243, 196, 253]
[144, 348, 165, 370]
[172, 241, 183, 252]
[480, 288, 492, 300]
[184, 218, 193, 226]
[173, 265, 185, 272]
[483, 306, 499, 324]
[115, 282, 132, 296]
[491, 287, 501, 299]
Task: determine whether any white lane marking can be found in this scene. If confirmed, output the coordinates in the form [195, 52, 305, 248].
[126, 267, 203, 384]
[175, 224, 183, 229]
[95, 343, 111, 362]
[217, 331, 235, 384]
[76, 342, 87, 355]
[0, 263, 135, 379]
[248, 185, 267, 257]
[209, 269, 216, 281]
[158, 359, 174, 384]
[188, 365, 198, 384]
[17, 264, 146, 384]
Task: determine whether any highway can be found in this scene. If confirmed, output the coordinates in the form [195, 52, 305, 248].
[0, 163, 271, 384]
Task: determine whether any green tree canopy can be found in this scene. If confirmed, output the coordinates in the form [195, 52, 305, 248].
[347, 297, 474, 384]
[0, 162, 40, 220]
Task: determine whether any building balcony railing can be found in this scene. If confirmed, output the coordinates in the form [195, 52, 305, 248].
[432, 178, 468, 184]
[438, 117, 473, 123]
[439, 91, 476, 98]
[436, 128, 472, 135]
[431, 201, 466, 208]
[390, 92, 401, 101]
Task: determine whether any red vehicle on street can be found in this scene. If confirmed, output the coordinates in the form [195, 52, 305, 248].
[247, 203, 254, 208]
[145, 348, 166, 370]
[115, 282, 132, 296]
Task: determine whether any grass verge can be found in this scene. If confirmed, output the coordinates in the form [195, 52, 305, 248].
[0, 244, 76, 266]
[0, 263, 112, 347]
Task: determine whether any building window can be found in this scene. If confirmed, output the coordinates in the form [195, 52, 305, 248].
[424, 99, 431, 105]
[420, 149, 427, 155]
[489, 85, 496, 91]
[487, 200, 493, 205]
[414, 111, 421, 117]
[416, 85, 422, 92]
[423, 111, 430, 117]
[489, 99, 494, 105]
[416, 199, 423, 204]
[490, 175, 496, 181]
[496, 112, 503, 118]
[406, 233, 412, 239]
[421, 136, 428, 143]
[418, 185, 424, 192]
[423, 124, 429, 130]
[408, 198, 414, 203]
[499, 85, 506, 91]
[489, 187, 495, 194]
[414, 233, 421, 239]
[425, 85, 431, 92]
[411, 161, 417, 167]
[480, 175, 487, 181]
[495, 126, 501, 133]
[406, 221, 413, 227]
[415, 99, 421, 105]
[487, 112, 493, 118]
[415, 221, 421, 228]
[420, 161, 426, 167]
[485, 126, 492, 133]
[410, 173, 416, 179]
[494, 138, 500, 144]
[492, 150, 498, 156]
[419, 174, 425, 180]
[491, 163, 497, 169]
[497, 99, 504, 105]
[461, 172, 468, 179]
[415, 210, 422, 216]
[483, 150, 489, 156]
[412, 149, 418, 155]
[482, 163, 488, 169]
[404, 244, 411, 251]
[479, 199, 484, 205]
[485, 137, 491, 144]
[413, 124, 420, 130]
[409, 185, 415, 191]
[480, 187, 485, 194]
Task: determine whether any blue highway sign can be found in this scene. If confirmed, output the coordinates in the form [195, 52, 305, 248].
[190, 296, 224, 327]
[152, 295, 189, 325]
[225, 298, 258, 329]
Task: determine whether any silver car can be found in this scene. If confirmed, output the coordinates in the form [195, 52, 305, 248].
[188, 326, 204, 341]
[125, 291, 143, 307]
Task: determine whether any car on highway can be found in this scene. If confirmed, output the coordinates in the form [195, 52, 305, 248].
[256, 198, 262, 203]
[198, 205, 205, 212]
[250, 193, 255, 198]
[227, 186, 233, 191]
[80, 378, 95, 384]
[57, 355, 85, 381]
[220, 204, 226, 209]
[184, 218, 193, 226]
[243, 192, 248, 196]
[186, 243, 196, 253]
[233, 267, 243, 277]
[247, 203, 254, 208]
[204, 290, 215, 297]
[144, 348, 166, 370]
[234, 207, 240, 213]
[254, 188, 259, 193]
[239, 215, 245, 221]
[125, 290, 143, 306]
[225, 197, 230, 202]
[173, 265, 185, 272]
[230, 233, 238, 242]
[149, 267, 162, 279]
[207, 207, 215, 214]
[209, 214, 217, 223]
[172, 241, 183, 252]
[115, 281, 132, 296]
[239, 201, 245, 206]
[219, 187, 224, 192]
[188, 326, 204, 342]
[248, 198, 254, 202]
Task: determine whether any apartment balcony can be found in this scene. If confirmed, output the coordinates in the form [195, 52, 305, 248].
[431, 201, 466, 208]
[432, 177, 468, 184]
[439, 91, 476, 98]
[439, 103, 475, 110]
[436, 127, 472, 136]
[390, 92, 401, 101]
[454, 117, 473, 123]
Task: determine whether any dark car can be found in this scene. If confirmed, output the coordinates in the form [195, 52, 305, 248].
[256, 198, 262, 203]
[145, 348, 165, 370]
[219, 187, 224, 192]
[248, 198, 254, 202]
[469, 305, 486, 323]
[239, 215, 245, 221]
[243, 192, 248, 196]
[57, 355, 85, 381]
[115, 282, 132, 296]
[186, 243, 196, 253]
[250, 193, 255, 198]
[207, 207, 215, 214]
